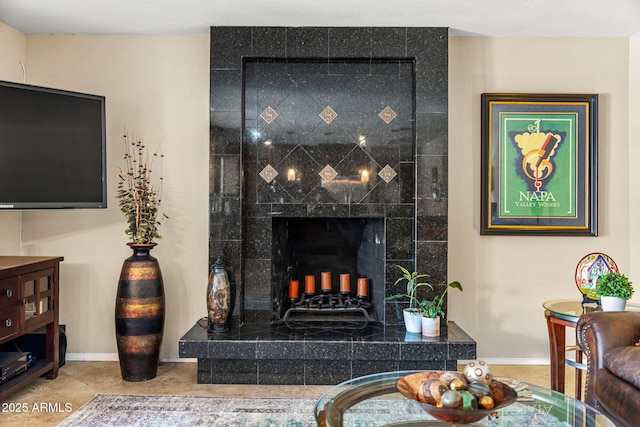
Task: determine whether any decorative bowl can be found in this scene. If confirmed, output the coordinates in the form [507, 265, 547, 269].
[396, 371, 518, 424]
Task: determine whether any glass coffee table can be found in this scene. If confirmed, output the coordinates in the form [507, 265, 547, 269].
[315, 370, 614, 426]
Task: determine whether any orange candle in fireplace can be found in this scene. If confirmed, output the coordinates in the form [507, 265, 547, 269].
[288, 280, 299, 299]
[340, 274, 351, 293]
[321, 272, 332, 291]
[305, 275, 316, 294]
[357, 278, 368, 297]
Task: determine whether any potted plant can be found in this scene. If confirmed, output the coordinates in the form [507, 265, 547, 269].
[386, 265, 433, 333]
[114, 132, 168, 381]
[596, 273, 633, 311]
[419, 281, 463, 337]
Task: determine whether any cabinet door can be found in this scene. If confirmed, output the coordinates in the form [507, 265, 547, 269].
[0, 276, 19, 309]
[0, 307, 19, 342]
[0, 277, 20, 341]
[21, 268, 55, 329]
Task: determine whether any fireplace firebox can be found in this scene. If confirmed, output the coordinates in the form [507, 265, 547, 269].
[272, 217, 385, 323]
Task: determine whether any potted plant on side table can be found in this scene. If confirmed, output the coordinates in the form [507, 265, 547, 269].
[386, 265, 433, 333]
[596, 273, 633, 312]
[419, 281, 463, 337]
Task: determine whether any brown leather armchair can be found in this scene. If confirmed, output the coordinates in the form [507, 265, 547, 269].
[576, 311, 640, 427]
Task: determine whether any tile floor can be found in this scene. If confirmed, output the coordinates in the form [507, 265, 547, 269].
[2, 361, 580, 426]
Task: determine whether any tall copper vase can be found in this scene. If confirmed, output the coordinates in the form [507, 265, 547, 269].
[115, 243, 165, 381]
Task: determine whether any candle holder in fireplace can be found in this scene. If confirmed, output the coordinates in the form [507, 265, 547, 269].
[282, 290, 374, 322]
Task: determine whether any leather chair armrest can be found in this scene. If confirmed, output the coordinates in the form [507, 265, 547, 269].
[576, 311, 640, 407]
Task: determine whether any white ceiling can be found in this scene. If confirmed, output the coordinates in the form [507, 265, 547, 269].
[0, 0, 639, 37]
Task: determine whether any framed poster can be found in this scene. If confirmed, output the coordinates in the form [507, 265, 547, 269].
[481, 93, 598, 235]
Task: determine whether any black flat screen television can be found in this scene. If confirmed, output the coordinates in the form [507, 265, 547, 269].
[0, 80, 106, 209]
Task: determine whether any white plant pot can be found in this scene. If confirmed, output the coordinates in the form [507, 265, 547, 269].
[600, 296, 626, 312]
[403, 309, 422, 333]
[421, 316, 440, 337]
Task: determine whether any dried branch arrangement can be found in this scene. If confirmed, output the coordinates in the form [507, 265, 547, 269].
[117, 132, 167, 244]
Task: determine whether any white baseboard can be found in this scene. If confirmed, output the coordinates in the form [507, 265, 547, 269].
[66, 353, 119, 361]
[459, 358, 550, 365]
[65, 353, 196, 363]
[66, 354, 548, 366]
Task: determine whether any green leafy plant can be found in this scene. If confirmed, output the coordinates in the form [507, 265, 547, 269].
[596, 273, 634, 300]
[420, 281, 463, 318]
[117, 132, 168, 244]
[385, 265, 433, 311]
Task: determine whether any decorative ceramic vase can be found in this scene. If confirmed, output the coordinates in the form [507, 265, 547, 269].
[207, 256, 231, 331]
[115, 243, 165, 381]
[600, 296, 626, 312]
[403, 309, 422, 334]
[421, 316, 440, 337]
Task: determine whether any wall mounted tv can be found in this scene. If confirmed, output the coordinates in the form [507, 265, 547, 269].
[0, 80, 106, 209]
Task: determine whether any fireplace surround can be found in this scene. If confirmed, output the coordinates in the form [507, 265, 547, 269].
[179, 26, 476, 385]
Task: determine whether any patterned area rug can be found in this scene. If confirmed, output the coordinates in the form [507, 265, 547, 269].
[57, 395, 320, 427]
[57, 392, 571, 426]
[57, 394, 428, 426]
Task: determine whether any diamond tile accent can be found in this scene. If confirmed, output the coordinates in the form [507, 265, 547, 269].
[259, 164, 278, 183]
[260, 106, 279, 124]
[319, 106, 338, 124]
[319, 164, 338, 182]
[378, 164, 397, 183]
[378, 106, 397, 124]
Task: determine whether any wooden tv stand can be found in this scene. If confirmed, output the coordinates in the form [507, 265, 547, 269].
[0, 256, 63, 400]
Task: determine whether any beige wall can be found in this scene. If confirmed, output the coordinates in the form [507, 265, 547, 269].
[449, 37, 636, 360]
[9, 32, 210, 360]
[0, 22, 26, 254]
[629, 37, 640, 283]
[1, 23, 637, 362]
[0, 22, 25, 80]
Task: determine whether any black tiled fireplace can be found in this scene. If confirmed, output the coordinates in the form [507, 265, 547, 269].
[179, 27, 476, 385]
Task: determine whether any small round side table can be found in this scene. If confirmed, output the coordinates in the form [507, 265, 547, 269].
[543, 298, 640, 400]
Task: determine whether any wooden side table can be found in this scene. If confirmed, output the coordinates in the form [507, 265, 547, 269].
[543, 299, 640, 400]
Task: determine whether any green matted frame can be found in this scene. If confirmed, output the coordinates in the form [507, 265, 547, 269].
[481, 93, 598, 236]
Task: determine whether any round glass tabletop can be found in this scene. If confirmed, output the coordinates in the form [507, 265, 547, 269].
[315, 370, 615, 426]
[543, 298, 640, 323]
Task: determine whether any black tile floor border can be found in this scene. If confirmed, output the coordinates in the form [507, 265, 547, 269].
[179, 320, 476, 385]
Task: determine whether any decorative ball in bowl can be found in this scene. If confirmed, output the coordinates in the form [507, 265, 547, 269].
[396, 370, 518, 424]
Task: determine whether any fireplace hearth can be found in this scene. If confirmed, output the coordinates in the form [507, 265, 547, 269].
[179, 320, 476, 385]
[179, 26, 476, 385]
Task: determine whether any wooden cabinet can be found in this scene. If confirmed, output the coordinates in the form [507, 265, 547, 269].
[0, 256, 63, 400]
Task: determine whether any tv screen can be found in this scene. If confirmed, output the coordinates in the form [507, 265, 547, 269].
[0, 80, 106, 209]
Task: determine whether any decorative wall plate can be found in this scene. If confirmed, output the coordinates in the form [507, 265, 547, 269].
[575, 252, 619, 300]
